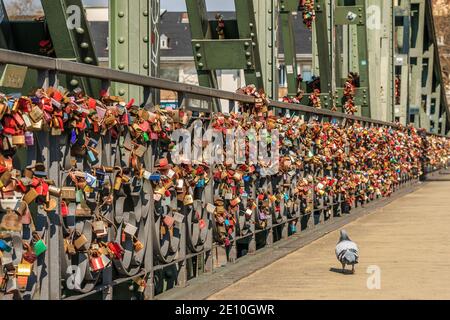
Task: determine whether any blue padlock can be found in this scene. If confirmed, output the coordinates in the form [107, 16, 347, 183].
[196, 179, 205, 188]
[149, 173, 161, 182]
[87, 149, 97, 163]
[85, 172, 97, 187]
[0, 239, 11, 252]
[225, 219, 230, 226]
[243, 175, 251, 182]
[70, 129, 77, 144]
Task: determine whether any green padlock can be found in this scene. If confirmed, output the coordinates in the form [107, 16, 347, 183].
[33, 240, 47, 256]
[32, 232, 47, 256]
[142, 132, 149, 142]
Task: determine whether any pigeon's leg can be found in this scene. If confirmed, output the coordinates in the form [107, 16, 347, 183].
[341, 262, 345, 273]
[351, 264, 355, 274]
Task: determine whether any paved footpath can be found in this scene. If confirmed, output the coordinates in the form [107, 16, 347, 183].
[208, 180, 450, 300]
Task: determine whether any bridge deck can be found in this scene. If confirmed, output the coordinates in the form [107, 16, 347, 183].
[208, 179, 450, 300]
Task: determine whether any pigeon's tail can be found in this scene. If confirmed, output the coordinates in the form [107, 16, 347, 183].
[339, 249, 359, 265]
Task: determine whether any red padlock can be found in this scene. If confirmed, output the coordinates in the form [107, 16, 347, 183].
[108, 242, 124, 260]
[90, 255, 105, 271]
[61, 201, 69, 217]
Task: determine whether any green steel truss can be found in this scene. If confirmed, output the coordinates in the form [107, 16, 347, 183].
[40, 0, 101, 96]
[109, 0, 160, 105]
[0, 0, 101, 96]
[185, 0, 273, 101]
[279, 0, 300, 97]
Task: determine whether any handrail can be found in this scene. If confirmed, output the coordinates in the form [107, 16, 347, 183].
[0, 48, 447, 137]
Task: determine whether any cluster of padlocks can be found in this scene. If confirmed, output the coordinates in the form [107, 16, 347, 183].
[0, 85, 448, 299]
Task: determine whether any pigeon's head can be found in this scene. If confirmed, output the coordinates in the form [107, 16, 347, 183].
[339, 229, 351, 242]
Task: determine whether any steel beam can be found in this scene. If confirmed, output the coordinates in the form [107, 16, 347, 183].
[279, 0, 299, 97]
[109, 0, 160, 105]
[40, 0, 101, 96]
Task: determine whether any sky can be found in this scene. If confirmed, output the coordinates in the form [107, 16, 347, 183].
[3, 0, 234, 11]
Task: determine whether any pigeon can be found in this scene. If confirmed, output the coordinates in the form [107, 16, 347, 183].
[335, 229, 359, 273]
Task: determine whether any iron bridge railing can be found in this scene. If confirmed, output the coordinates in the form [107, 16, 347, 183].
[0, 49, 447, 300]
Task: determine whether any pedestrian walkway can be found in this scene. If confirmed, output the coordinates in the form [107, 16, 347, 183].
[208, 179, 450, 299]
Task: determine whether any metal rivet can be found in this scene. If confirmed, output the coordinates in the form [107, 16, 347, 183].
[118, 37, 125, 43]
[143, 10, 148, 16]
[84, 57, 93, 64]
[245, 52, 251, 57]
[70, 79, 79, 86]
[247, 62, 252, 66]
[244, 42, 250, 47]
[198, 63, 204, 67]
[119, 89, 126, 96]
[75, 27, 84, 34]
[118, 11, 125, 17]
[196, 53, 202, 58]
[249, 23, 253, 28]
[118, 63, 125, 70]
[268, 27, 272, 31]
[195, 43, 201, 48]
[250, 32, 255, 37]
[80, 42, 89, 49]
[143, 63, 149, 69]
[143, 36, 148, 43]
[252, 42, 256, 47]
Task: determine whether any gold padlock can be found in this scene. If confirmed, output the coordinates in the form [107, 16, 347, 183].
[114, 176, 122, 190]
[61, 186, 76, 200]
[183, 194, 193, 206]
[74, 234, 88, 250]
[133, 239, 144, 252]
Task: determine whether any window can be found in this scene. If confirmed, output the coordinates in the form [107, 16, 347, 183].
[437, 35, 445, 46]
[279, 65, 287, 87]
[160, 34, 169, 49]
[302, 65, 312, 82]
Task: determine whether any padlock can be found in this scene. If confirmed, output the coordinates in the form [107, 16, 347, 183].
[73, 234, 88, 250]
[29, 106, 44, 122]
[107, 242, 124, 260]
[90, 254, 105, 272]
[5, 277, 17, 293]
[61, 186, 76, 200]
[123, 223, 138, 236]
[12, 134, 25, 146]
[183, 194, 193, 206]
[114, 175, 122, 190]
[64, 239, 76, 256]
[0, 239, 12, 252]
[32, 234, 47, 256]
[48, 185, 61, 197]
[172, 212, 184, 224]
[230, 197, 241, 207]
[92, 220, 108, 238]
[133, 239, 144, 252]
[17, 263, 32, 277]
[22, 188, 38, 205]
[85, 172, 97, 187]
[163, 215, 175, 228]
[153, 193, 162, 201]
[206, 203, 216, 214]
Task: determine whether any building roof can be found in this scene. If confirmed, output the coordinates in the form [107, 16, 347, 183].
[7, 11, 312, 60]
[159, 11, 312, 58]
